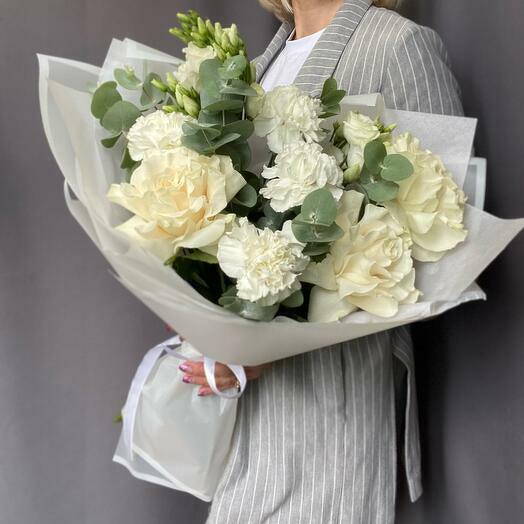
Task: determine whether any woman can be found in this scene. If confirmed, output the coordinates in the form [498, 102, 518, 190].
[180, 1, 463, 522]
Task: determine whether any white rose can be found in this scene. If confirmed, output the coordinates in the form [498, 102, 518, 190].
[107, 148, 246, 260]
[126, 110, 194, 162]
[260, 142, 343, 212]
[342, 111, 380, 147]
[301, 190, 420, 321]
[385, 133, 468, 262]
[217, 219, 309, 306]
[253, 85, 325, 153]
[174, 43, 216, 91]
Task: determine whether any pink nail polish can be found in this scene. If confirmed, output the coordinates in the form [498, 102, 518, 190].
[182, 375, 192, 384]
[179, 364, 191, 373]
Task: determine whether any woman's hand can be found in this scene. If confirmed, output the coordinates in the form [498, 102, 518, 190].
[179, 360, 272, 396]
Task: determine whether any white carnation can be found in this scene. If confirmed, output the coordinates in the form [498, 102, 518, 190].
[261, 142, 343, 212]
[301, 190, 420, 321]
[385, 133, 468, 261]
[126, 110, 194, 162]
[174, 42, 216, 91]
[253, 85, 325, 153]
[217, 219, 309, 306]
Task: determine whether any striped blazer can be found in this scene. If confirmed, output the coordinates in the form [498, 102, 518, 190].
[253, 0, 463, 505]
[255, 0, 463, 116]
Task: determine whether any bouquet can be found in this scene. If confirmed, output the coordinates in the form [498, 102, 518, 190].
[38, 11, 523, 365]
[38, 10, 523, 500]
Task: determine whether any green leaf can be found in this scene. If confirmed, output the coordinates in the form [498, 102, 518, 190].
[114, 68, 142, 90]
[219, 288, 278, 321]
[220, 79, 257, 97]
[381, 154, 414, 182]
[182, 122, 222, 139]
[218, 55, 248, 79]
[282, 290, 304, 308]
[212, 132, 242, 150]
[232, 184, 257, 208]
[322, 89, 345, 107]
[181, 250, 218, 264]
[140, 73, 165, 107]
[204, 98, 244, 112]
[91, 81, 122, 120]
[363, 180, 399, 202]
[217, 141, 251, 171]
[101, 101, 142, 134]
[364, 140, 387, 175]
[321, 78, 337, 101]
[291, 221, 344, 243]
[120, 147, 136, 169]
[100, 134, 121, 148]
[299, 188, 338, 227]
[222, 119, 254, 141]
[303, 242, 331, 256]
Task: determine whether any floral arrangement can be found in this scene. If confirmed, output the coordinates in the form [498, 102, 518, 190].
[91, 10, 467, 323]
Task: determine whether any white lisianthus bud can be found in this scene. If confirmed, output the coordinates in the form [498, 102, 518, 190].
[126, 110, 195, 161]
[217, 219, 309, 306]
[384, 133, 468, 261]
[301, 190, 420, 321]
[245, 83, 265, 119]
[261, 142, 343, 212]
[342, 111, 381, 147]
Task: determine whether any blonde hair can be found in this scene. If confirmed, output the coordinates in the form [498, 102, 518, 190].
[259, 0, 402, 21]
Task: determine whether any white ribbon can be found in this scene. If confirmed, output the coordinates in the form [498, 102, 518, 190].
[121, 335, 247, 460]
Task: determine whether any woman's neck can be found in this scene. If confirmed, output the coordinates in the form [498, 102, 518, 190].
[292, 0, 343, 39]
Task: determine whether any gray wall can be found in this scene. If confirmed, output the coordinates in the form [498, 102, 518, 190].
[0, 1, 521, 523]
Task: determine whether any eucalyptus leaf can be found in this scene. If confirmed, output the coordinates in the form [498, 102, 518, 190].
[101, 101, 142, 134]
[363, 180, 399, 202]
[303, 242, 331, 256]
[114, 68, 142, 90]
[218, 55, 248, 79]
[100, 134, 121, 148]
[220, 79, 257, 97]
[381, 154, 414, 181]
[140, 73, 165, 107]
[91, 81, 122, 120]
[211, 132, 242, 149]
[292, 221, 344, 243]
[282, 290, 304, 308]
[299, 188, 338, 227]
[180, 250, 218, 264]
[222, 119, 254, 141]
[217, 141, 251, 171]
[321, 78, 337, 101]
[232, 184, 257, 208]
[364, 140, 387, 175]
[120, 147, 136, 169]
[219, 291, 278, 322]
[204, 98, 244, 112]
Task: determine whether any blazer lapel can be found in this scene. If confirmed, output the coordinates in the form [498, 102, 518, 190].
[255, 20, 294, 81]
[294, 0, 372, 95]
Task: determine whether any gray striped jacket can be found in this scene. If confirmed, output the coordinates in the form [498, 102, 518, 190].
[253, 0, 463, 501]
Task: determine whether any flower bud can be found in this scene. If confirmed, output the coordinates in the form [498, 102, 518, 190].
[183, 95, 200, 118]
[343, 164, 362, 184]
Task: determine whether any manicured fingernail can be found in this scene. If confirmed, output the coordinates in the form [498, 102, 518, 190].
[182, 375, 192, 384]
[179, 364, 191, 373]
[198, 388, 207, 396]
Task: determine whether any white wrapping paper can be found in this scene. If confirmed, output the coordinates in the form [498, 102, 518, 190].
[38, 40, 524, 366]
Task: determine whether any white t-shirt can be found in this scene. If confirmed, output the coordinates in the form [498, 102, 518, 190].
[260, 28, 325, 91]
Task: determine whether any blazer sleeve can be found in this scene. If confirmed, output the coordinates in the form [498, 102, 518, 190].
[382, 24, 464, 116]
